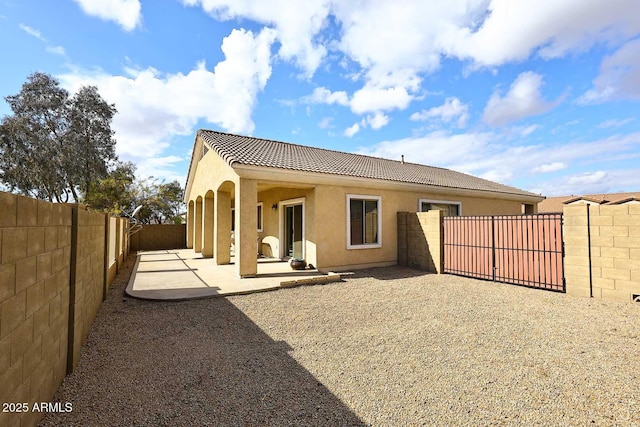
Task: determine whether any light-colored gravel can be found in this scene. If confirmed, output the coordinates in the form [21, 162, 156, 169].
[41, 257, 639, 426]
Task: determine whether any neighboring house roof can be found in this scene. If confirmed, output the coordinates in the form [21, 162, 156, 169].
[194, 129, 541, 199]
[538, 192, 640, 212]
[564, 196, 610, 204]
[607, 197, 640, 205]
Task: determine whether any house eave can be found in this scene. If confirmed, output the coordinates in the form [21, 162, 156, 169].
[232, 164, 544, 203]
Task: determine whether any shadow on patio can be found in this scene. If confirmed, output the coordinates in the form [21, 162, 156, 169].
[125, 249, 343, 300]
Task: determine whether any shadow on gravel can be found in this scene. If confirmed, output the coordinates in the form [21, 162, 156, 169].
[41, 255, 366, 426]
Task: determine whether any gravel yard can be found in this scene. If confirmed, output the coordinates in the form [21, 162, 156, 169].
[41, 255, 639, 426]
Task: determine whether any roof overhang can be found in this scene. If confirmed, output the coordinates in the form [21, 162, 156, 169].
[232, 164, 544, 203]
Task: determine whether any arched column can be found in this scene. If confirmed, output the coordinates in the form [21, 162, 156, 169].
[202, 191, 214, 258]
[186, 200, 194, 248]
[214, 183, 232, 265]
[194, 196, 203, 253]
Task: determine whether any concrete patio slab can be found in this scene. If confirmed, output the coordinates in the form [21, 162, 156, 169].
[125, 249, 342, 300]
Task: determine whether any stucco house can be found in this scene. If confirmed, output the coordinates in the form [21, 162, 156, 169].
[184, 130, 543, 277]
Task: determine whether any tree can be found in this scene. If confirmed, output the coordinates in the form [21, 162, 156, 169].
[83, 169, 185, 224]
[0, 72, 117, 201]
[132, 178, 185, 224]
[66, 85, 117, 198]
[82, 161, 136, 214]
[1, 72, 69, 201]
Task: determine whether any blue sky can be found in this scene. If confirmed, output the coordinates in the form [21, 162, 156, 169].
[1, 0, 639, 197]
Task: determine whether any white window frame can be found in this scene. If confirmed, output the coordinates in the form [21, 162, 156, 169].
[347, 194, 382, 250]
[418, 198, 462, 216]
[257, 202, 263, 232]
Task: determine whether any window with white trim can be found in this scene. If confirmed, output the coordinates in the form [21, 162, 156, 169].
[347, 195, 381, 249]
[419, 199, 461, 217]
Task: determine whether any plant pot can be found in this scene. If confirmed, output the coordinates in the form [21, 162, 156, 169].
[289, 258, 307, 270]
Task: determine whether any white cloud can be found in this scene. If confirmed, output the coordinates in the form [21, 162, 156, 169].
[567, 171, 608, 186]
[532, 162, 566, 173]
[304, 87, 349, 106]
[579, 38, 640, 103]
[350, 85, 413, 114]
[72, 0, 142, 31]
[182, 0, 640, 124]
[19, 23, 45, 41]
[318, 117, 333, 129]
[411, 97, 470, 128]
[46, 46, 66, 56]
[446, 0, 640, 67]
[597, 118, 635, 128]
[366, 112, 390, 130]
[302, 85, 406, 129]
[344, 123, 360, 137]
[360, 130, 640, 195]
[483, 72, 558, 126]
[519, 124, 539, 137]
[58, 27, 275, 177]
[136, 155, 186, 184]
[19, 24, 66, 56]
[182, 0, 330, 78]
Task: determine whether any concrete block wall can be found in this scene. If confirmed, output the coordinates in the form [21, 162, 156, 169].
[0, 191, 129, 427]
[564, 204, 640, 302]
[397, 211, 443, 273]
[0, 193, 72, 427]
[130, 224, 187, 251]
[68, 209, 106, 373]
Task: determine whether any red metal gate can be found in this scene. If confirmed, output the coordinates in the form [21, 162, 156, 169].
[443, 214, 564, 292]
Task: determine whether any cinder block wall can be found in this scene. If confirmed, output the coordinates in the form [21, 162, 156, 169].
[0, 193, 72, 427]
[0, 191, 129, 427]
[130, 224, 187, 251]
[397, 211, 443, 273]
[68, 209, 106, 373]
[564, 204, 640, 301]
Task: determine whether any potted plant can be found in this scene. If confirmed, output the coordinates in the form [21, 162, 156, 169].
[289, 258, 307, 270]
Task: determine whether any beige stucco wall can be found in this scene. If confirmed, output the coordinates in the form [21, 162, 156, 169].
[186, 139, 239, 200]
[310, 184, 526, 271]
[564, 204, 640, 301]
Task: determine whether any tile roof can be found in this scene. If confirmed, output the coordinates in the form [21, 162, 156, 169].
[197, 130, 541, 198]
[538, 192, 640, 212]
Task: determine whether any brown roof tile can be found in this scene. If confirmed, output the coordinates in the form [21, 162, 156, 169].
[197, 130, 541, 198]
[538, 192, 640, 212]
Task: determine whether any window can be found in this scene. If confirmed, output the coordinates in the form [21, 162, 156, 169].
[257, 202, 263, 232]
[347, 195, 381, 249]
[419, 199, 461, 216]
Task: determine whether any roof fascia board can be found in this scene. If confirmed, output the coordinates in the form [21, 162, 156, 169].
[232, 164, 543, 202]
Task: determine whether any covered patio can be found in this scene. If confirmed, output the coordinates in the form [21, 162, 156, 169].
[125, 249, 342, 300]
